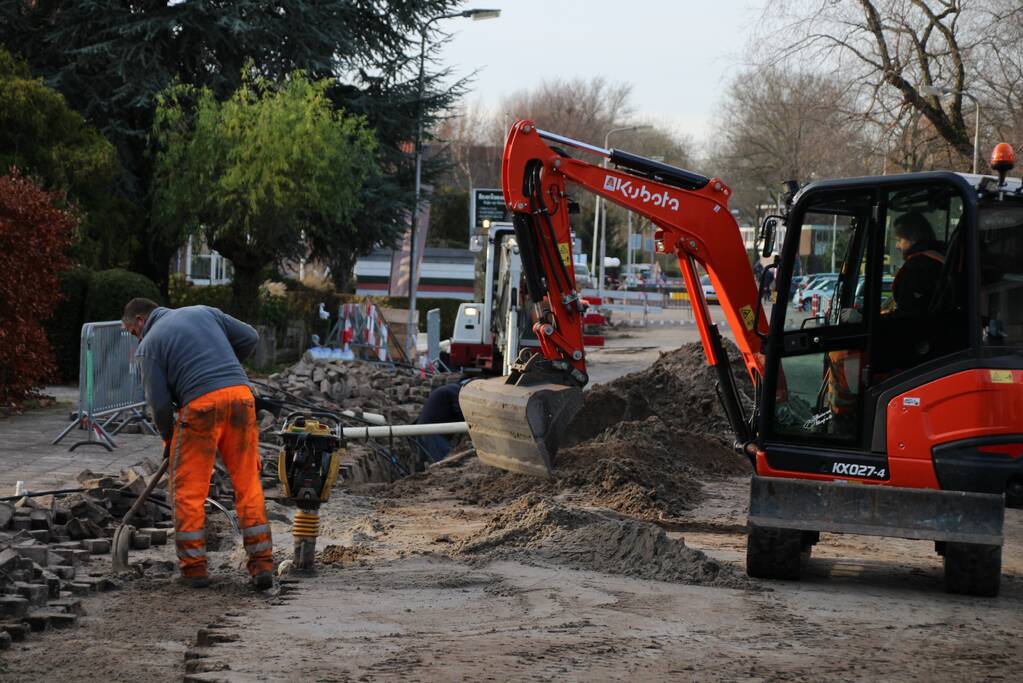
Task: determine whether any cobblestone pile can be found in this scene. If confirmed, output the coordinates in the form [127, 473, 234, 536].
[0, 459, 173, 648]
[260, 355, 460, 425]
[256, 356, 465, 485]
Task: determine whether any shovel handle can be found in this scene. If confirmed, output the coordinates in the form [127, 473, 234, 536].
[121, 448, 170, 525]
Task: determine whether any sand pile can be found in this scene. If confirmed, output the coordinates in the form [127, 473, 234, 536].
[388, 342, 752, 515]
[318, 544, 367, 566]
[455, 494, 750, 588]
[564, 340, 754, 446]
[446, 416, 747, 517]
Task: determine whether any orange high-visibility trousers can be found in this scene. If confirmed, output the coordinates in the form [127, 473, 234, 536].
[168, 385, 272, 577]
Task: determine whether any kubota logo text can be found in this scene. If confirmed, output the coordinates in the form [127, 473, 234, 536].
[603, 175, 680, 211]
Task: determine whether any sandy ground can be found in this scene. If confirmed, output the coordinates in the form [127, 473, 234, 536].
[4, 311, 1023, 681]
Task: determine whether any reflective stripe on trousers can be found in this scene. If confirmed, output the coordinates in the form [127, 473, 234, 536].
[169, 385, 273, 577]
[241, 523, 273, 556]
[175, 528, 206, 560]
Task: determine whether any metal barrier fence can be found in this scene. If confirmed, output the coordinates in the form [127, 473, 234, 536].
[580, 288, 695, 326]
[426, 308, 444, 369]
[53, 321, 157, 451]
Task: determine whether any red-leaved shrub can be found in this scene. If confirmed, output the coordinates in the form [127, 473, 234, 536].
[0, 168, 77, 405]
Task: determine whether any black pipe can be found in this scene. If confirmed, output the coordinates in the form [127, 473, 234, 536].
[608, 149, 710, 191]
[0, 487, 88, 502]
[513, 212, 547, 302]
[707, 323, 751, 445]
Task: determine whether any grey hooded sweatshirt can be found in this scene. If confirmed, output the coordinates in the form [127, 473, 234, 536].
[135, 306, 259, 440]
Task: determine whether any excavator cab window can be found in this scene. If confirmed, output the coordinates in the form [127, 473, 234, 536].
[871, 185, 969, 378]
[771, 190, 874, 444]
[978, 199, 1023, 347]
[766, 180, 973, 458]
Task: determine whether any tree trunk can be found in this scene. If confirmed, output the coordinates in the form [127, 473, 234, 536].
[132, 227, 175, 299]
[330, 251, 357, 293]
[229, 264, 263, 323]
[210, 233, 264, 322]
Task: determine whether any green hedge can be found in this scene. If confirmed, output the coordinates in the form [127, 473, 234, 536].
[46, 269, 468, 381]
[84, 268, 163, 323]
[45, 266, 91, 381]
[44, 268, 162, 382]
[168, 273, 232, 310]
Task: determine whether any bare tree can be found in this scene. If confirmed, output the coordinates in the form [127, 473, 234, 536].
[973, 0, 1023, 149]
[501, 78, 699, 260]
[708, 66, 872, 224]
[498, 76, 635, 152]
[758, 0, 1022, 170]
[435, 99, 501, 193]
[434, 77, 695, 261]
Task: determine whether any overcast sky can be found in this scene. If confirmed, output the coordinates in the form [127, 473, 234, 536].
[437, 0, 765, 150]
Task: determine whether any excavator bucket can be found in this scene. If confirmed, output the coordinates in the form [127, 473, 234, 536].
[459, 377, 583, 477]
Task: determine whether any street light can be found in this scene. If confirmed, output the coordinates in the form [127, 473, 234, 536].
[593, 124, 650, 297]
[920, 83, 981, 174]
[406, 8, 500, 360]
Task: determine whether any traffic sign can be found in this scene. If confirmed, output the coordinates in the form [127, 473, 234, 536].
[469, 188, 507, 235]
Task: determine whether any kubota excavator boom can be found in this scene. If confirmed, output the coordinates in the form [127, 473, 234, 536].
[459, 120, 768, 475]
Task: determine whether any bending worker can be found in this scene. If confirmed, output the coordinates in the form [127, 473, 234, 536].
[413, 379, 474, 463]
[122, 298, 273, 590]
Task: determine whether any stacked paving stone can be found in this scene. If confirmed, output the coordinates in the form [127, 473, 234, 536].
[260, 355, 460, 425]
[256, 356, 465, 485]
[0, 459, 173, 649]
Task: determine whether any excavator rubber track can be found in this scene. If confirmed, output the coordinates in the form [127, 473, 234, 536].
[459, 377, 583, 477]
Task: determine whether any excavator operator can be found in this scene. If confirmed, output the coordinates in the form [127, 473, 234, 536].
[890, 211, 945, 315]
[122, 298, 274, 590]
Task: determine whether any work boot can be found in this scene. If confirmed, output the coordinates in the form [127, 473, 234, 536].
[179, 575, 211, 589]
[251, 571, 273, 591]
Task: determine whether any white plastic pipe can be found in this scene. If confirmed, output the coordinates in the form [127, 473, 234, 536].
[339, 409, 387, 425]
[341, 421, 468, 439]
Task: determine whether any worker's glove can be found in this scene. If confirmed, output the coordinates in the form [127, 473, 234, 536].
[162, 440, 171, 460]
[838, 308, 863, 325]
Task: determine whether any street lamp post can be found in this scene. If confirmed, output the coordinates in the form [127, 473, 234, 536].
[595, 124, 649, 298]
[920, 84, 981, 174]
[407, 8, 500, 361]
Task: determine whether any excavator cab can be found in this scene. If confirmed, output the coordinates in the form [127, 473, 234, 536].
[746, 169, 1023, 595]
[763, 175, 978, 463]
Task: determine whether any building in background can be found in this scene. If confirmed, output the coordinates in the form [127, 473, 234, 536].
[355, 248, 475, 300]
[172, 237, 233, 285]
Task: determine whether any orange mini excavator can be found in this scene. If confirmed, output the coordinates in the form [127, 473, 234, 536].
[460, 120, 1023, 596]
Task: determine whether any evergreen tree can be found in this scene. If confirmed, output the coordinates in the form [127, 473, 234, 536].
[0, 47, 126, 267]
[153, 70, 378, 318]
[1, 0, 465, 290]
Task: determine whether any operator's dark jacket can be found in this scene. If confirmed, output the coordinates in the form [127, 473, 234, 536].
[135, 306, 259, 440]
[893, 240, 945, 316]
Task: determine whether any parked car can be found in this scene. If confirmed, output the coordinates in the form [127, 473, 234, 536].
[822, 275, 895, 323]
[701, 274, 718, 303]
[573, 264, 594, 289]
[793, 273, 838, 311]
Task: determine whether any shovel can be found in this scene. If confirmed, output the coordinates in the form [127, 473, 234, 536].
[112, 448, 170, 572]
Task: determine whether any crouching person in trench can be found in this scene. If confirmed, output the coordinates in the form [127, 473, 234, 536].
[122, 298, 274, 590]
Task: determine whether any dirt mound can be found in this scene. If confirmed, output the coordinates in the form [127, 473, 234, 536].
[565, 340, 753, 446]
[452, 417, 747, 518]
[318, 544, 367, 566]
[456, 494, 750, 588]
[384, 342, 752, 517]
